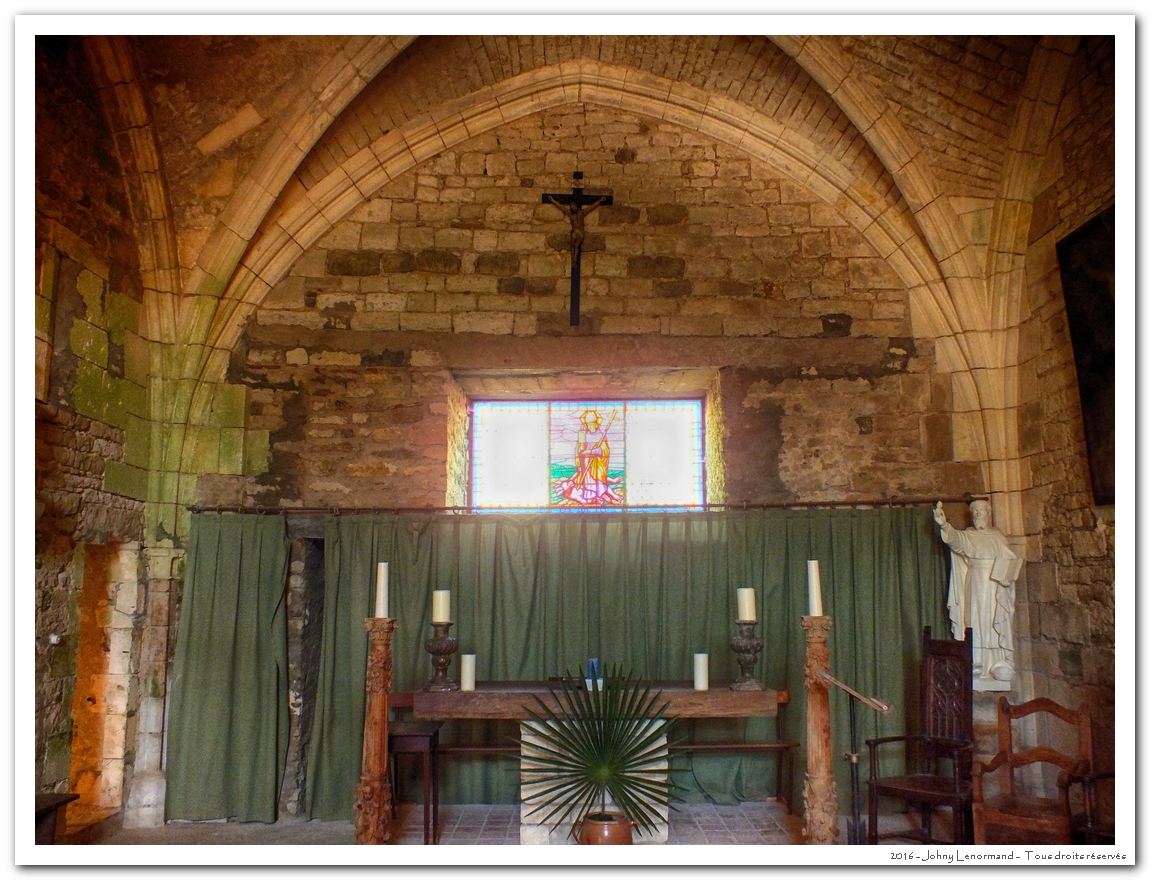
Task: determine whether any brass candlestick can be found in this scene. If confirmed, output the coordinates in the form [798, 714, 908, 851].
[730, 620, 765, 691]
[424, 621, 459, 692]
[354, 617, 398, 845]
[801, 615, 839, 845]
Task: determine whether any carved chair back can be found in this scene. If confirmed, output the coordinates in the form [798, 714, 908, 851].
[921, 626, 973, 770]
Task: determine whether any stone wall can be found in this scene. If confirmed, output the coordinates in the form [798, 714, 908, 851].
[1011, 35, 1115, 768]
[34, 36, 147, 797]
[232, 104, 979, 509]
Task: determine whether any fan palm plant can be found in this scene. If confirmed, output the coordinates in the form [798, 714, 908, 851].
[520, 666, 680, 840]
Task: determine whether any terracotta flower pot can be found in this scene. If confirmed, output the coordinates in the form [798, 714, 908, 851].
[576, 811, 636, 844]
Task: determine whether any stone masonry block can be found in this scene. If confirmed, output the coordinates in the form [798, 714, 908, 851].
[123, 771, 166, 828]
[351, 312, 401, 331]
[525, 277, 557, 294]
[627, 255, 685, 278]
[454, 312, 515, 334]
[478, 294, 529, 313]
[103, 461, 149, 501]
[122, 332, 151, 388]
[400, 312, 453, 332]
[122, 413, 152, 469]
[647, 204, 689, 225]
[244, 429, 270, 475]
[922, 412, 953, 461]
[415, 250, 462, 274]
[849, 257, 903, 290]
[627, 297, 678, 316]
[599, 205, 641, 224]
[499, 231, 548, 252]
[434, 228, 474, 250]
[374, 250, 414, 273]
[310, 350, 361, 366]
[218, 427, 245, 474]
[35, 338, 50, 400]
[70, 318, 109, 368]
[669, 316, 723, 336]
[105, 289, 141, 346]
[326, 249, 381, 276]
[36, 293, 53, 339]
[210, 383, 248, 429]
[184, 424, 221, 474]
[475, 252, 522, 276]
[263, 276, 306, 310]
[76, 268, 106, 324]
[70, 359, 111, 423]
[654, 279, 693, 297]
[600, 316, 661, 334]
[135, 732, 164, 774]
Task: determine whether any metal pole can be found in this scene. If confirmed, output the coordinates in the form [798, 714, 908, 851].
[846, 695, 863, 845]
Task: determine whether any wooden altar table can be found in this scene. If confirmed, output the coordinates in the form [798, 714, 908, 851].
[413, 680, 788, 721]
[413, 681, 794, 842]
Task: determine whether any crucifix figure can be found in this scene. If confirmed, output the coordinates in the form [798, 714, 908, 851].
[542, 171, 613, 325]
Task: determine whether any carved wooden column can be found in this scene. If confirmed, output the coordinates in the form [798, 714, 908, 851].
[801, 615, 839, 845]
[354, 617, 398, 844]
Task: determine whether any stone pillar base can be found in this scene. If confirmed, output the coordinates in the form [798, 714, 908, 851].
[121, 771, 165, 828]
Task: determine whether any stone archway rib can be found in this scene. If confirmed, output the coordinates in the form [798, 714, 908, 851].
[986, 36, 1080, 335]
[771, 35, 989, 336]
[977, 35, 1080, 534]
[183, 36, 417, 310]
[82, 36, 181, 347]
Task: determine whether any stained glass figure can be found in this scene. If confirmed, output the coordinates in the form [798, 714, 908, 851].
[550, 403, 625, 507]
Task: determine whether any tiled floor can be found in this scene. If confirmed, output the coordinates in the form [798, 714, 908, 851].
[96, 801, 805, 846]
[93, 801, 948, 847]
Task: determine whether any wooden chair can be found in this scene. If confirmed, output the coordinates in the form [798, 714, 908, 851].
[971, 696, 1093, 845]
[1069, 770, 1114, 844]
[867, 626, 973, 844]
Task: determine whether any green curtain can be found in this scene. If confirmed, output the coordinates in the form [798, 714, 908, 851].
[304, 507, 949, 820]
[165, 513, 290, 822]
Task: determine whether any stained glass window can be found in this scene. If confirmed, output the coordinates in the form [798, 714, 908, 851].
[471, 400, 704, 510]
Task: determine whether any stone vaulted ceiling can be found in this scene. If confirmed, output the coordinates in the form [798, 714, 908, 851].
[80, 33, 1084, 537]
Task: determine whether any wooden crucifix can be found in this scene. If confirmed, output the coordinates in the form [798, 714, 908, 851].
[542, 171, 613, 325]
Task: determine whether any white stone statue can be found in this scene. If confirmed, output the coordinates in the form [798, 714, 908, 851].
[933, 500, 1023, 687]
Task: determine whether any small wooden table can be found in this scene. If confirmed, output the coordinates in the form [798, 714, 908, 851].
[35, 793, 79, 845]
[413, 680, 788, 721]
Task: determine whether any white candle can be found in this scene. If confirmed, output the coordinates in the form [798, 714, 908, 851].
[807, 560, 823, 617]
[374, 562, 389, 618]
[737, 587, 756, 622]
[460, 654, 476, 691]
[693, 653, 709, 691]
[431, 589, 451, 623]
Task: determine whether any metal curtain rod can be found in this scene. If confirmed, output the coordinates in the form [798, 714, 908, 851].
[187, 496, 984, 516]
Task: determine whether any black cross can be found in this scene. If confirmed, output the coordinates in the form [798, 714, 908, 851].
[542, 171, 613, 325]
